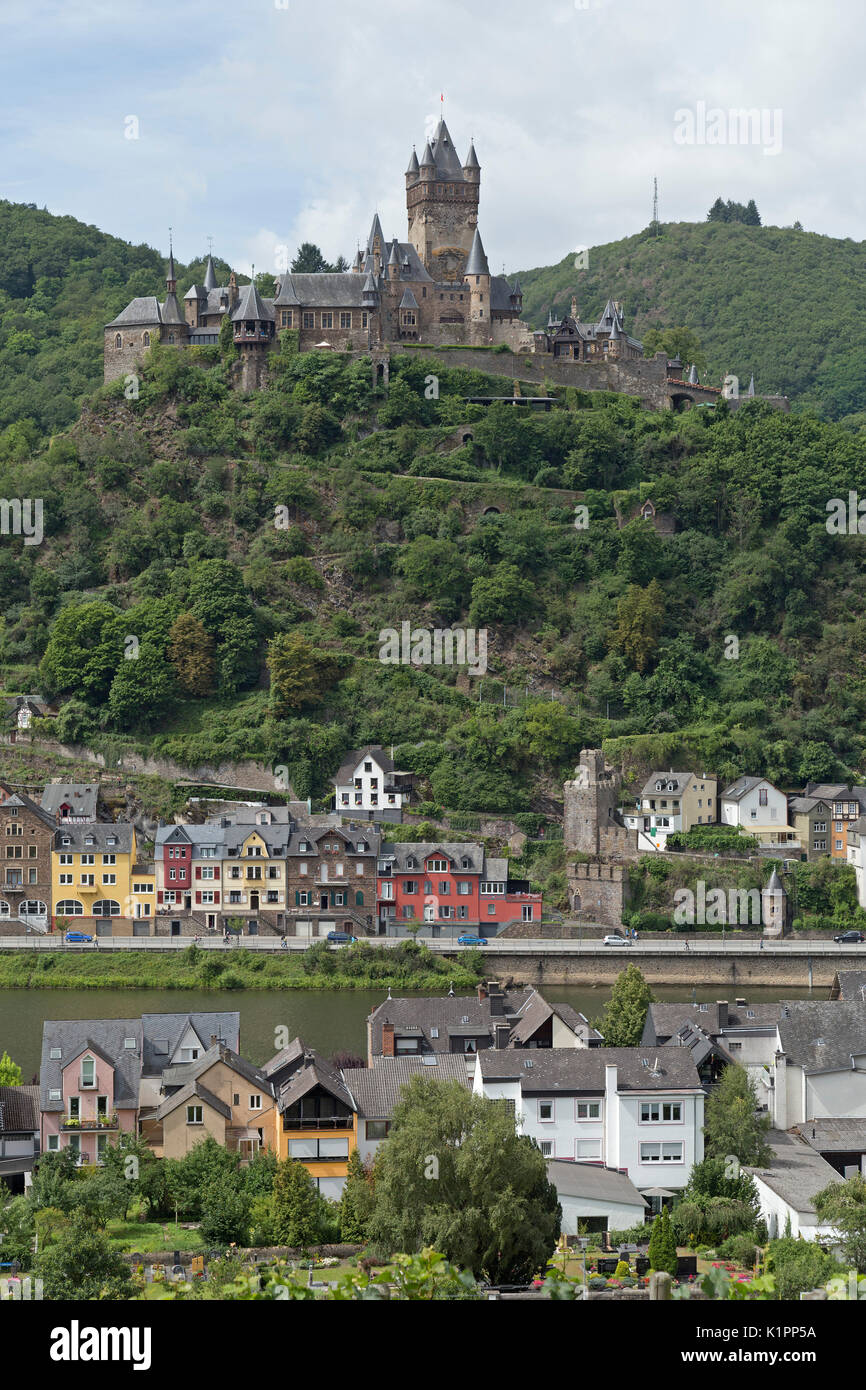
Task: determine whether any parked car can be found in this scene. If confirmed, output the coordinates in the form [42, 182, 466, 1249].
[326, 931, 357, 944]
[603, 934, 630, 947]
[834, 930, 864, 943]
[457, 934, 488, 946]
[65, 931, 93, 943]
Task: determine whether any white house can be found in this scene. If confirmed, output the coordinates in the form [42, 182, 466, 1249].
[720, 776, 799, 853]
[331, 745, 413, 822]
[759, 1000, 866, 1129]
[846, 816, 866, 908]
[746, 1130, 841, 1241]
[547, 1158, 648, 1236]
[473, 1048, 704, 1204]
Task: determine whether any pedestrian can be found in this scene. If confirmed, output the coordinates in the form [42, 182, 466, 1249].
[684, 939, 690, 951]
[759, 938, 764, 951]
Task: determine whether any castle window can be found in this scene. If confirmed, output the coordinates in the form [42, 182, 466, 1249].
[362, 312, 368, 328]
[168, 333, 175, 343]
[422, 287, 426, 298]
[303, 312, 314, 329]
[340, 312, 352, 329]
[475, 276, 480, 285]
[142, 332, 150, 347]
[321, 312, 334, 329]
[114, 334, 122, 349]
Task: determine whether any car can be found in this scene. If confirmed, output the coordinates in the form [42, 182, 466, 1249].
[834, 930, 864, 943]
[603, 934, 630, 947]
[326, 931, 357, 944]
[64, 931, 93, 943]
[457, 934, 488, 946]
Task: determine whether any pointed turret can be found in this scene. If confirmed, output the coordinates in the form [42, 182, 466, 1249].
[464, 228, 490, 276]
[419, 141, 436, 171]
[203, 255, 218, 291]
[387, 241, 400, 280]
[367, 213, 384, 255]
[231, 278, 274, 325]
[431, 118, 464, 180]
[747, 374, 755, 397]
[166, 240, 177, 294]
[351, 247, 362, 273]
[361, 272, 379, 308]
[688, 363, 699, 384]
[406, 147, 419, 178]
[463, 141, 480, 171]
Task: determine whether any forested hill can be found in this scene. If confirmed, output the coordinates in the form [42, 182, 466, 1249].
[0, 201, 235, 437]
[516, 220, 866, 420]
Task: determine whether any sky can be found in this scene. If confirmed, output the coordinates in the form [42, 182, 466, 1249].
[2, 0, 866, 276]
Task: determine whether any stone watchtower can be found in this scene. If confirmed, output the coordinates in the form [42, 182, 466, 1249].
[761, 867, 788, 938]
[405, 119, 480, 282]
[564, 749, 637, 926]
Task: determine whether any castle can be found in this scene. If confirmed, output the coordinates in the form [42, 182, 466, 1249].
[105, 118, 536, 389]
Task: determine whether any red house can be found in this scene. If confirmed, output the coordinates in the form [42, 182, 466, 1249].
[376, 841, 541, 936]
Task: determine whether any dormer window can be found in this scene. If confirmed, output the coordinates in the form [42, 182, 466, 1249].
[84, 836, 95, 847]
[61, 837, 71, 847]
[80, 1057, 96, 1088]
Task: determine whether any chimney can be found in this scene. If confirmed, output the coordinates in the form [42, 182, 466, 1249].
[488, 982, 505, 1015]
[210, 1034, 218, 1047]
[716, 1000, 728, 1029]
[477, 983, 488, 1003]
[382, 1023, 395, 1058]
[495, 1023, 510, 1050]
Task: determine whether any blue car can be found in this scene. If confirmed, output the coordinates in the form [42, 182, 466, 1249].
[65, 931, 93, 943]
[326, 931, 357, 944]
[457, 934, 488, 947]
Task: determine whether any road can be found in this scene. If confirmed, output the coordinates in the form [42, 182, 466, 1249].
[0, 935, 862, 957]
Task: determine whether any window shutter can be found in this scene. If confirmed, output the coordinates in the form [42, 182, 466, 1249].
[195, 891, 202, 905]
[214, 892, 220, 904]
[295, 891, 300, 906]
[195, 866, 201, 880]
[157, 891, 163, 904]
[214, 866, 220, 879]
[355, 891, 364, 906]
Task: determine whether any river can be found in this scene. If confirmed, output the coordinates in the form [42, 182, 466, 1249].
[0, 982, 820, 1081]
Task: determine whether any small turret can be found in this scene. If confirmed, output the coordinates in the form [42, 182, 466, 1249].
[688, 363, 699, 385]
[203, 255, 218, 292]
[361, 272, 379, 309]
[463, 141, 480, 183]
[405, 147, 419, 185]
[387, 240, 400, 282]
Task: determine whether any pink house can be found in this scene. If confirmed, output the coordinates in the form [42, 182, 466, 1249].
[41, 1021, 142, 1164]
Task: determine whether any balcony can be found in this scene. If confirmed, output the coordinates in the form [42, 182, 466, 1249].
[281, 1116, 353, 1131]
[61, 1115, 119, 1131]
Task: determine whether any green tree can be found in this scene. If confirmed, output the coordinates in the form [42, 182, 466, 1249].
[468, 563, 535, 626]
[611, 580, 666, 673]
[199, 1172, 251, 1246]
[339, 1148, 375, 1242]
[0, 1050, 23, 1086]
[35, 1212, 136, 1300]
[167, 612, 217, 695]
[641, 325, 707, 374]
[592, 964, 655, 1046]
[367, 1076, 560, 1283]
[703, 1064, 773, 1166]
[813, 1173, 866, 1271]
[766, 1237, 841, 1300]
[272, 1158, 321, 1247]
[291, 242, 331, 273]
[267, 631, 342, 715]
[647, 1206, 678, 1276]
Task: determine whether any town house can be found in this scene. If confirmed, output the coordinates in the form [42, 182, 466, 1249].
[52, 822, 155, 935]
[0, 791, 55, 932]
[376, 841, 541, 936]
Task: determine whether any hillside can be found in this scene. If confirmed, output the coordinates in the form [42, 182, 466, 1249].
[0, 335, 865, 868]
[516, 220, 866, 420]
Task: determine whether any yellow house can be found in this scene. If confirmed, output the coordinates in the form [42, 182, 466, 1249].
[52, 822, 156, 936]
[260, 1039, 358, 1199]
[142, 1043, 276, 1160]
[220, 817, 290, 930]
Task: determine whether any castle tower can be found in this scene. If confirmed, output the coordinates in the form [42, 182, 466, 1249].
[407, 119, 480, 281]
[161, 239, 186, 343]
[761, 868, 787, 937]
[464, 228, 491, 343]
[231, 276, 275, 391]
[563, 749, 637, 858]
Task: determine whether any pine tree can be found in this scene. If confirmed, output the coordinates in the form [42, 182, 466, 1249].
[647, 1207, 678, 1276]
[592, 964, 655, 1045]
[706, 197, 729, 223]
[167, 612, 216, 696]
[272, 1158, 321, 1248]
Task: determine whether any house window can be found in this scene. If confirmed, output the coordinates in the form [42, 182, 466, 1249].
[366, 1120, 389, 1141]
[576, 1101, 600, 1120]
[80, 1057, 96, 1088]
[640, 1102, 682, 1123]
[249, 1094, 262, 1110]
[303, 312, 314, 329]
[576, 1139, 602, 1160]
[340, 312, 352, 328]
[187, 1106, 203, 1125]
[640, 1142, 684, 1163]
[539, 1140, 553, 1157]
[538, 1100, 554, 1122]
[321, 312, 333, 329]
[102, 854, 116, 866]
[47, 1134, 59, 1151]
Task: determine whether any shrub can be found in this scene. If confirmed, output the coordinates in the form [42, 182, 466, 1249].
[717, 1233, 760, 1268]
[614, 1260, 630, 1279]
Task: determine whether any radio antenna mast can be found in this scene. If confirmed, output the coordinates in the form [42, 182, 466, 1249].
[652, 177, 660, 236]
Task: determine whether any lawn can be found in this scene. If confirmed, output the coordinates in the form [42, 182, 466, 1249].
[106, 1219, 206, 1254]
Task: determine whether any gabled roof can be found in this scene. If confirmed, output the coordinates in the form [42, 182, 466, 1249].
[184, 284, 208, 301]
[141, 1012, 239, 1076]
[745, 1130, 840, 1216]
[507, 992, 601, 1046]
[273, 273, 371, 308]
[106, 297, 164, 328]
[53, 823, 133, 852]
[721, 775, 774, 801]
[833, 971, 866, 1002]
[153, 1079, 231, 1123]
[3, 788, 56, 830]
[464, 228, 489, 276]
[40, 783, 99, 819]
[369, 987, 535, 1055]
[276, 1053, 355, 1114]
[640, 771, 697, 797]
[476, 1047, 703, 1093]
[159, 1042, 271, 1095]
[261, 1037, 306, 1080]
[331, 745, 396, 786]
[400, 287, 419, 309]
[377, 842, 484, 874]
[40, 1019, 144, 1112]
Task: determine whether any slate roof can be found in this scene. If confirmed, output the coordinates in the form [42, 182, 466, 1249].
[285, 824, 379, 858]
[106, 296, 164, 328]
[507, 993, 602, 1046]
[799, 1118, 866, 1152]
[788, 796, 832, 814]
[343, 1055, 471, 1116]
[331, 745, 397, 786]
[368, 988, 535, 1055]
[721, 776, 771, 801]
[203, 255, 218, 291]
[140, 1012, 240, 1077]
[476, 1047, 703, 1093]
[643, 1001, 782, 1043]
[153, 1079, 231, 1122]
[275, 1054, 355, 1113]
[40, 1019, 144, 1112]
[273, 273, 370, 308]
[464, 141, 480, 169]
[465, 228, 490, 276]
[159, 1043, 271, 1096]
[2, 790, 56, 829]
[366, 213, 384, 250]
[221, 821, 293, 856]
[41, 783, 99, 820]
[376, 842, 484, 873]
[640, 771, 696, 797]
[400, 287, 419, 309]
[0, 1085, 39, 1134]
[231, 280, 274, 322]
[184, 284, 208, 301]
[745, 1130, 840, 1214]
[261, 1037, 306, 1079]
[54, 823, 133, 852]
[430, 119, 465, 180]
[491, 275, 520, 313]
[833, 971, 866, 1002]
[777, 1001, 866, 1071]
[547, 1158, 647, 1207]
